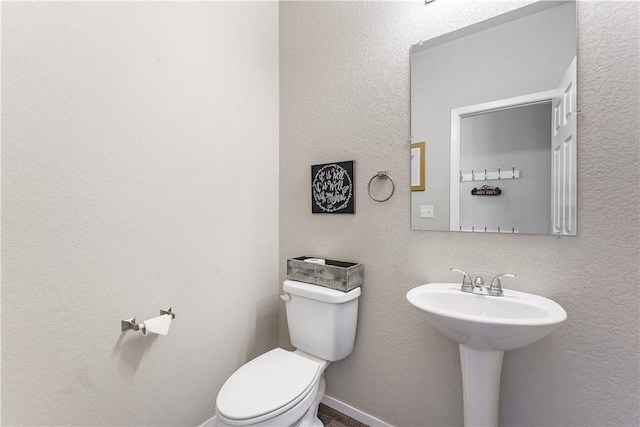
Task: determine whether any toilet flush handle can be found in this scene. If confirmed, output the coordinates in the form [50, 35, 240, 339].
[280, 293, 291, 302]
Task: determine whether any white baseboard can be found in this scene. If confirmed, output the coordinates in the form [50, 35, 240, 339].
[200, 396, 391, 427]
[200, 415, 216, 427]
[321, 395, 393, 427]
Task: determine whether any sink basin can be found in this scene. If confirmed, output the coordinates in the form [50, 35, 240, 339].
[406, 283, 567, 351]
[407, 282, 567, 426]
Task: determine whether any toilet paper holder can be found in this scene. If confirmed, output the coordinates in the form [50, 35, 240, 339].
[121, 307, 175, 332]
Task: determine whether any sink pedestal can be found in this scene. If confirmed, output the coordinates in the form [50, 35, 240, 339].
[459, 345, 504, 427]
[407, 283, 567, 427]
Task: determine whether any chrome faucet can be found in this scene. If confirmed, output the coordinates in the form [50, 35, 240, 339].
[473, 276, 485, 293]
[449, 268, 473, 293]
[450, 268, 516, 296]
[488, 273, 516, 296]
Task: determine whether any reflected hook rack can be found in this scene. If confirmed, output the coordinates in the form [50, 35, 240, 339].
[460, 166, 520, 182]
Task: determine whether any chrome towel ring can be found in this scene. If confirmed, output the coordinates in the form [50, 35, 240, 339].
[368, 171, 395, 202]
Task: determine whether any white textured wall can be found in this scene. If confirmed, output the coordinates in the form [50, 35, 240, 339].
[2, 2, 279, 425]
[280, 1, 639, 426]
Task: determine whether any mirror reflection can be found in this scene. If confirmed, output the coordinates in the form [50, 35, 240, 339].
[410, 1, 577, 235]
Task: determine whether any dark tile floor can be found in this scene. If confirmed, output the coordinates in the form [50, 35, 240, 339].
[317, 403, 369, 427]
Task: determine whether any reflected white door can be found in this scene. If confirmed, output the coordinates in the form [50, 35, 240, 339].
[551, 56, 577, 235]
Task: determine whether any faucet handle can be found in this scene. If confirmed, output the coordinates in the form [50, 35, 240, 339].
[489, 273, 516, 296]
[450, 268, 473, 293]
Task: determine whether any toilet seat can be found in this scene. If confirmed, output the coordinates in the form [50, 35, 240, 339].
[216, 348, 323, 425]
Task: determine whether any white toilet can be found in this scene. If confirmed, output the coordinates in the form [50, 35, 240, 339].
[215, 279, 361, 427]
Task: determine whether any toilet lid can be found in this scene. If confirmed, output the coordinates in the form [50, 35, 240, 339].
[216, 348, 321, 421]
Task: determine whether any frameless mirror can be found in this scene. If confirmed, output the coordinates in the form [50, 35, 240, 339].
[411, 1, 577, 235]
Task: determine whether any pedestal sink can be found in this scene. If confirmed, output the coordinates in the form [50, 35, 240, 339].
[406, 283, 567, 427]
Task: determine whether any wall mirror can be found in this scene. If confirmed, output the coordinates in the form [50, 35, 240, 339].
[410, 1, 577, 235]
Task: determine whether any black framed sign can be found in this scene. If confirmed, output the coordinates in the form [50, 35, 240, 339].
[311, 161, 355, 214]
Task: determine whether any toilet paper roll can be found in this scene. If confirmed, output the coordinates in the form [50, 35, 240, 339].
[141, 314, 172, 336]
[304, 258, 326, 265]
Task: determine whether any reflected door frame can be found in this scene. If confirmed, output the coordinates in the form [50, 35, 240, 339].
[551, 57, 578, 235]
[449, 90, 560, 232]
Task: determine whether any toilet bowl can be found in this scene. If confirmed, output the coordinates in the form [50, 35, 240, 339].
[215, 280, 361, 427]
[216, 349, 328, 427]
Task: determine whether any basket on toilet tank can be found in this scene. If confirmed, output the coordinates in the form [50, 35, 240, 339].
[286, 256, 363, 292]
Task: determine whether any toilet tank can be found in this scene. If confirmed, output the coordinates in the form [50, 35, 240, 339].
[283, 280, 361, 361]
